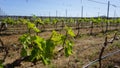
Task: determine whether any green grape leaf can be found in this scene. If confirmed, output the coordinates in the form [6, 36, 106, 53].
[43, 18, 50, 24]
[33, 27, 40, 33]
[27, 22, 40, 32]
[45, 40, 55, 58]
[21, 48, 27, 57]
[32, 36, 44, 51]
[41, 55, 50, 65]
[65, 26, 75, 37]
[30, 48, 41, 61]
[51, 31, 63, 44]
[65, 40, 73, 57]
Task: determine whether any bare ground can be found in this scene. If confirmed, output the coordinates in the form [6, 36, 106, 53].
[0, 26, 120, 68]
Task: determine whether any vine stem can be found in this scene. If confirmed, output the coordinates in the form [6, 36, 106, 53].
[99, 36, 107, 68]
[83, 32, 119, 68]
[82, 49, 120, 68]
[99, 32, 118, 68]
[0, 38, 8, 62]
[57, 29, 68, 53]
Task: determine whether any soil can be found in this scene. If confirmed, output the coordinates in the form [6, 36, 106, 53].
[0, 24, 120, 68]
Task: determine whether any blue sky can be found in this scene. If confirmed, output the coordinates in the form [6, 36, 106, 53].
[0, 0, 120, 17]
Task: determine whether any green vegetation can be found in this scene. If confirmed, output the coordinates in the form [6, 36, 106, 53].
[18, 17, 75, 65]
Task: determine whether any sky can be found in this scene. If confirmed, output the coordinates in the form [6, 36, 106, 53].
[0, 0, 120, 17]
